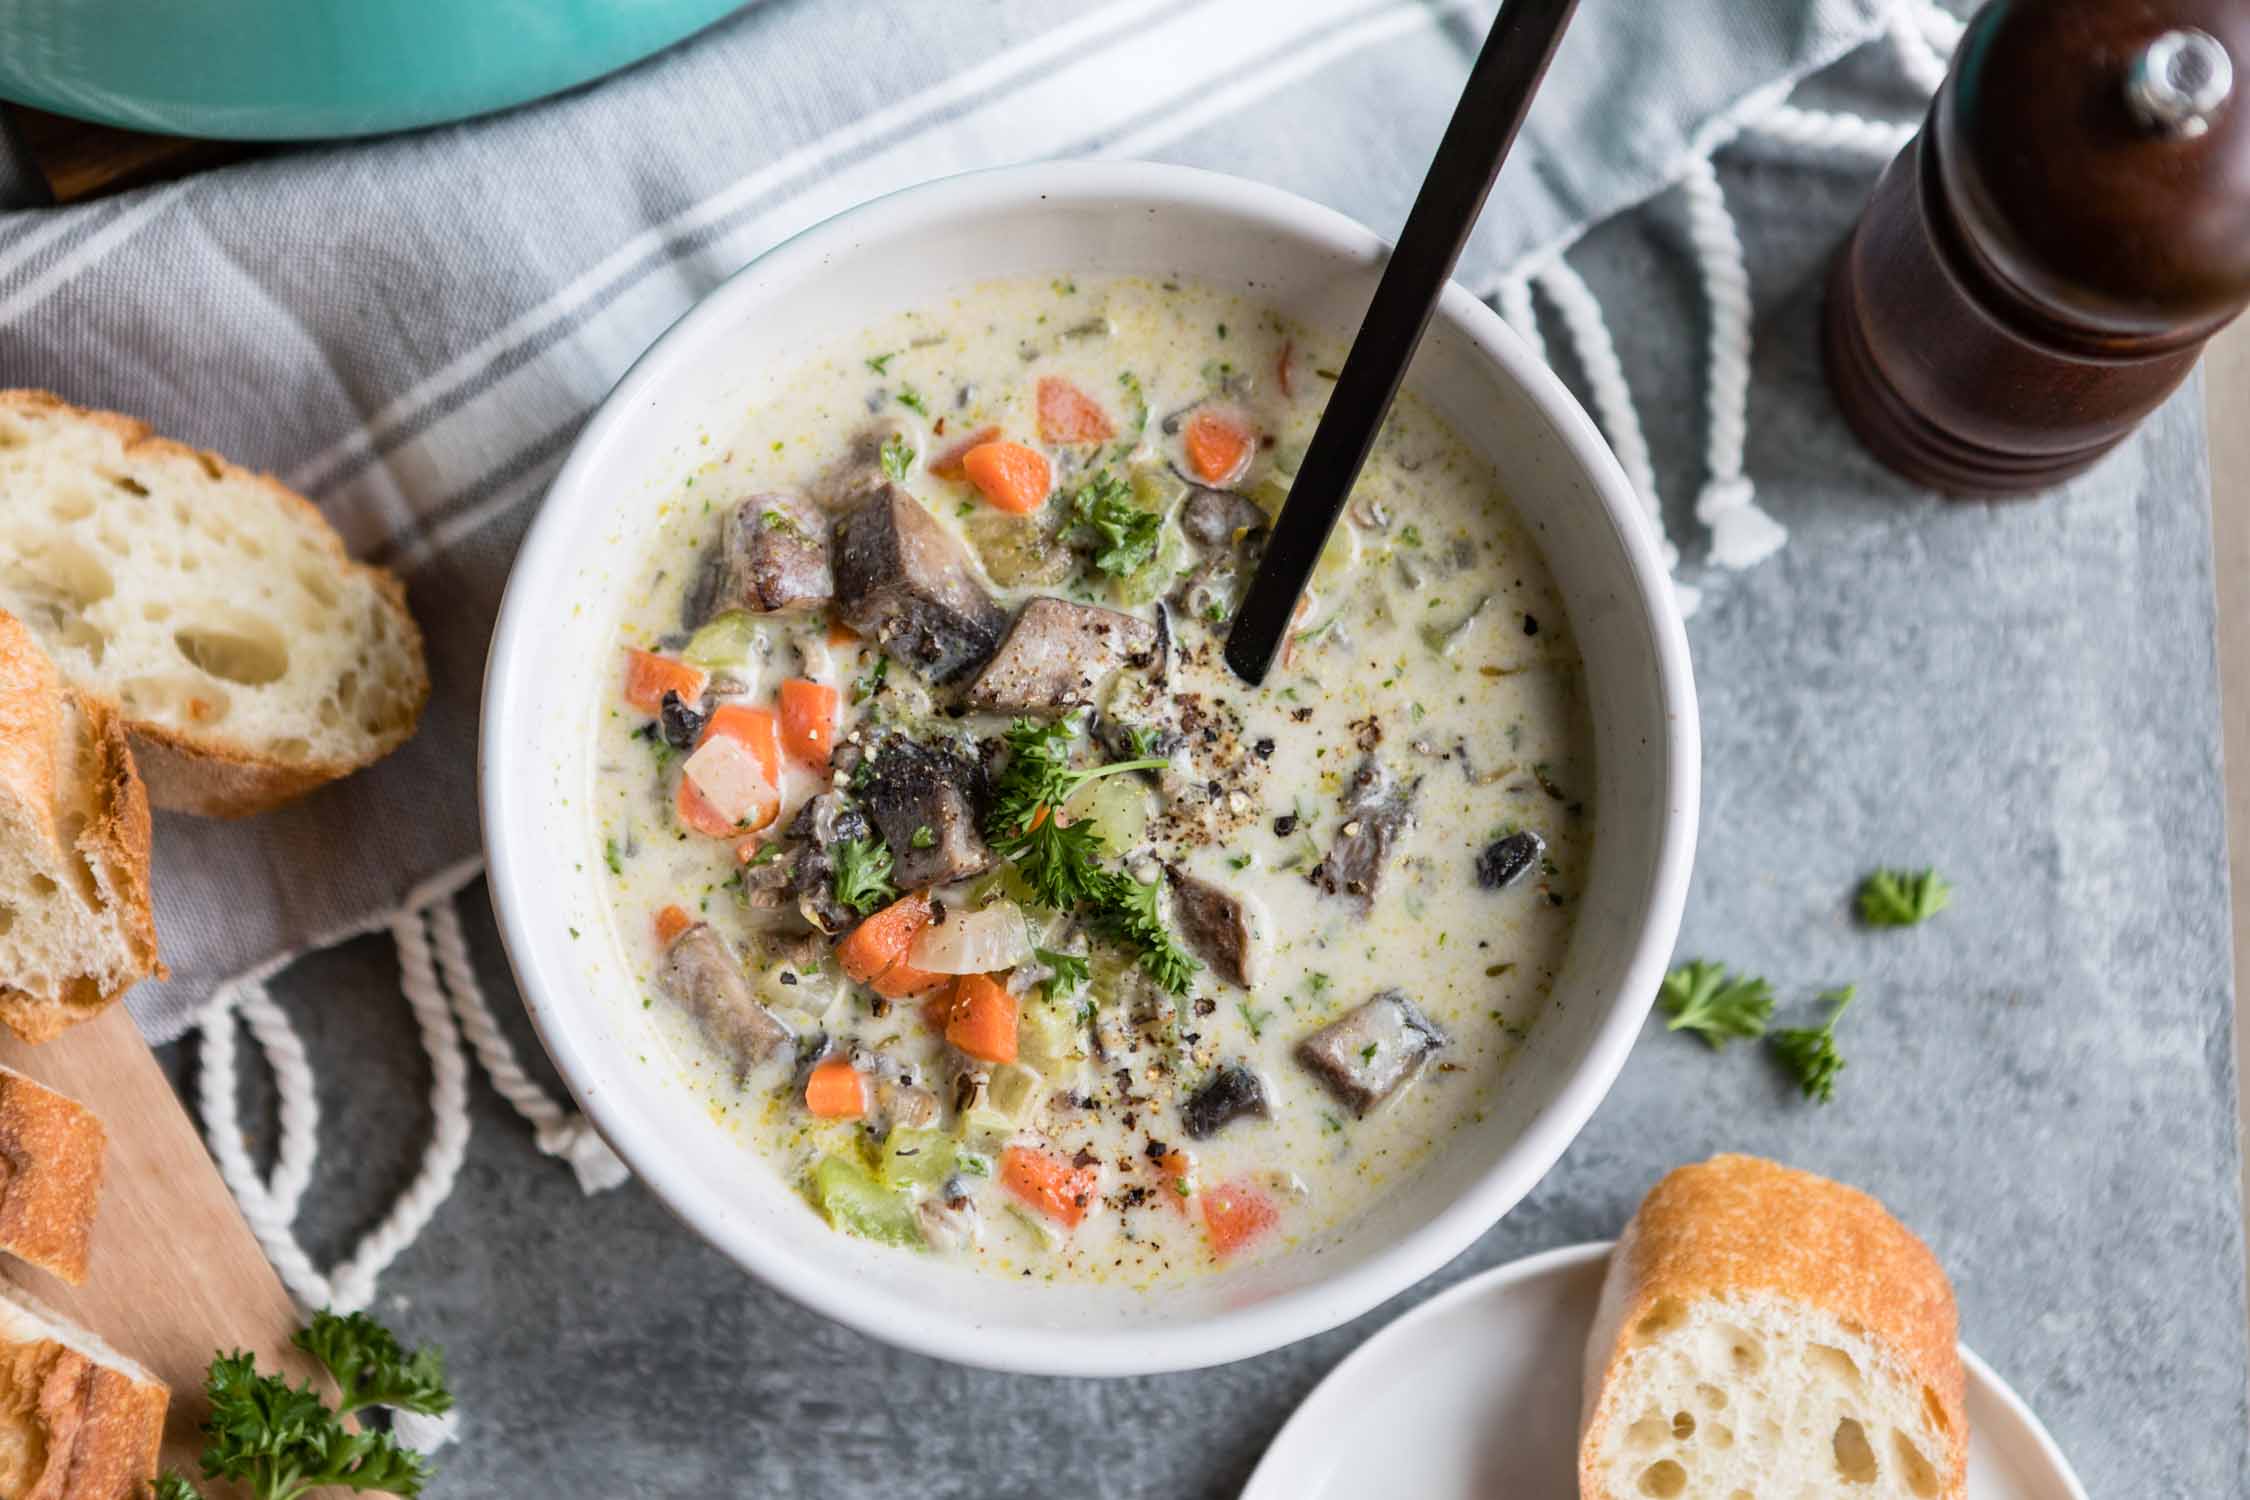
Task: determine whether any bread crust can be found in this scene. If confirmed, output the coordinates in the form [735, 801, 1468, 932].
[0, 1283, 166, 1500]
[0, 388, 430, 818]
[1580, 1154, 1966, 1500]
[0, 614, 162, 1042]
[0, 1067, 106, 1284]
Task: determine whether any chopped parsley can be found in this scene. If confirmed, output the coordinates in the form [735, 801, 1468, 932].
[1067, 468, 1162, 578]
[1770, 986, 1856, 1103]
[910, 824, 936, 849]
[896, 385, 929, 417]
[832, 836, 897, 916]
[603, 837, 623, 876]
[851, 654, 890, 704]
[866, 351, 896, 375]
[1657, 960, 1774, 1050]
[879, 431, 915, 482]
[1857, 868, 1952, 927]
[1035, 947, 1091, 1004]
[1238, 1002, 1271, 1039]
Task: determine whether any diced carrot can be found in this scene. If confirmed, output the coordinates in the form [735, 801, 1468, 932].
[870, 958, 950, 1000]
[836, 894, 933, 985]
[928, 424, 1002, 479]
[676, 769, 775, 837]
[622, 649, 707, 715]
[699, 703, 781, 787]
[942, 973, 1019, 1065]
[1035, 376, 1116, 445]
[1201, 1177, 1280, 1258]
[827, 613, 862, 647]
[804, 1058, 867, 1119]
[1184, 407, 1255, 485]
[961, 440, 1052, 515]
[778, 679, 838, 768]
[1156, 1150, 1196, 1214]
[1276, 338, 1295, 398]
[653, 905, 695, 945]
[1001, 1145, 1100, 1229]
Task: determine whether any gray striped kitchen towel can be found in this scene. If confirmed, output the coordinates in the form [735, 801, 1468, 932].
[0, 0, 1920, 1040]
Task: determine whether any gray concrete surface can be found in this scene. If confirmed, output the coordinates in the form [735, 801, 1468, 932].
[159, 154, 2249, 1497]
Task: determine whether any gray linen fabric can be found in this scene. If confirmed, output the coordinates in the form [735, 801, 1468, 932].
[0, 0, 1888, 1041]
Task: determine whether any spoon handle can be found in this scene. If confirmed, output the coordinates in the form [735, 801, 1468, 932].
[1225, 0, 1581, 684]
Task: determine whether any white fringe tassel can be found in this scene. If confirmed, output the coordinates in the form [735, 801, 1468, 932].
[185, 0, 1961, 1319]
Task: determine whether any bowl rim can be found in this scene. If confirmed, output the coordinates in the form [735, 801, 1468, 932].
[480, 159, 1699, 1376]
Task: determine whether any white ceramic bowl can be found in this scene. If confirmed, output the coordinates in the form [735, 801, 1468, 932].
[481, 161, 1697, 1376]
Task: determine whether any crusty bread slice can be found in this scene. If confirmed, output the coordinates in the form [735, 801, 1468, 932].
[0, 1065, 107, 1284]
[0, 390, 428, 816]
[0, 610, 161, 1042]
[0, 1277, 167, 1500]
[1580, 1154, 1966, 1500]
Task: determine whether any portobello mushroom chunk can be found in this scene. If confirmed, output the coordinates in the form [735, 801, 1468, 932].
[1295, 990, 1447, 1115]
[1180, 1063, 1270, 1139]
[858, 734, 995, 889]
[782, 793, 874, 934]
[832, 485, 1008, 683]
[808, 418, 915, 512]
[964, 597, 1161, 714]
[1180, 486, 1269, 549]
[658, 923, 794, 1071]
[1308, 756, 1422, 912]
[1165, 866, 1262, 987]
[703, 492, 832, 617]
[1476, 829, 1546, 890]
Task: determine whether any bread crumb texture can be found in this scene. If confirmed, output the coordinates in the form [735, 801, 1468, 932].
[0, 1333, 164, 1500]
[0, 390, 427, 815]
[1582, 1155, 1967, 1500]
[0, 1065, 107, 1283]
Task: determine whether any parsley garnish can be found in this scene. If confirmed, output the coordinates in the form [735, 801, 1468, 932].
[1035, 946, 1091, 1003]
[896, 385, 929, 417]
[1770, 986, 1856, 1103]
[1238, 1001, 1271, 1039]
[744, 841, 782, 868]
[1399, 523, 1424, 548]
[910, 824, 936, 849]
[852, 653, 889, 704]
[1068, 468, 1163, 578]
[161, 1309, 452, 1500]
[1118, 370, 1149, 436]
[1857, 868, 1951, 927]
[1657, 960, 1774, 1050]
[880, 431, 915, 482]
[603, 837, 623, 876]
[866, 351, 895, 375]
[832, 836, 897, 916]
[1359, 1042, 1378, 1063]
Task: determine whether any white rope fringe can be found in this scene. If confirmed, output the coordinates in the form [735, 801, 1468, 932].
[428, 896, 629, 1194]
[1677, 154, 1787, 572]
[1744, 105, 1918, 162]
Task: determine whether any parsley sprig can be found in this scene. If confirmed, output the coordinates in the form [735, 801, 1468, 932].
[1771, 985, 1856, 1103]
[1067, 469, 1162, 578]
[1657, 961, 1774, 1050]
[986, 718, 1196, 992]
[879, 431, 915, 483]
[1857, 867, 1951, 927]
[832, 835, 897, 915]
[159, 1310, 452, 1500]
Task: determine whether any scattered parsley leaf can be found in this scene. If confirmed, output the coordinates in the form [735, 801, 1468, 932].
[1657, 960, 1774, 1050]
[1238, 1001, 1271, 1039]
[910, 824, 936, 849]
[1770, 986, 1856, 1103]
[295, 1310, 453, 1418]
[1399, 523, 1423, 548]
[1035, 947, 1090, 1003]
[744, 840, 782, 868]
[851, 654, 889, 704]
[1857, 868, 1952, 927]
[1086, 868, 1201, 994]
[1118, 369, 1149, 436]
[1067, 468, 1163, 577]
[603, 837, 623, 876]
[896, 385, 929, 417]
[832, 836, 897, 916]
[879, 431, 915, 482]
[866, 351, 895, 375]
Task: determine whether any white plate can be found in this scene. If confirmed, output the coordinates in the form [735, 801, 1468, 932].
[1242, 1242, 2087, 1500]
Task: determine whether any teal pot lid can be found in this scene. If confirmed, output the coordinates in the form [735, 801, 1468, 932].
[0, 0, 746, 141]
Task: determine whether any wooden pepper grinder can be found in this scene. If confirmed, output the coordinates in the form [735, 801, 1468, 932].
[1825, 0, 2250, 495]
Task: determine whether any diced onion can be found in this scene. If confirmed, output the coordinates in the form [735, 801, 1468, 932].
[907, 900, 1033, 975]
[682, 735, 775, 827]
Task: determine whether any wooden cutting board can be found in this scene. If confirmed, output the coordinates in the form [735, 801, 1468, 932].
[0, 1004, 329, 1484]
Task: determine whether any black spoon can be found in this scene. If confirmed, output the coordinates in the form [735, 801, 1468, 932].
[1224, 0, 1581, 684]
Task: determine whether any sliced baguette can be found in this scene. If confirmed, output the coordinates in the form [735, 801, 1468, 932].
[0, 1065, 107, 1284]
[1580, 1154, 1966, 1500]
[0, 389, 428, 816]
[0, 1278, 167, 1500]
[0, 609, 162, 1043]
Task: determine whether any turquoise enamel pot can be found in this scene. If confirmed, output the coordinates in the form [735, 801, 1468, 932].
[0, 0, 744, 140]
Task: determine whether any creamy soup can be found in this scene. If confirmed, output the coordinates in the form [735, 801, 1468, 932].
[590, 274, 1592, 1285]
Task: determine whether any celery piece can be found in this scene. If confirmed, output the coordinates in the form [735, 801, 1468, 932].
[959, 1061, 1046, 1141]
[878, 1129, 962, 1191]
[809, 1154, 924, 1249]
[1113, 532, 1184, 608]
[1017, 1000, 1082, 1069]
[683, 609, 762, 669]
[1128, 463, 1186, 515]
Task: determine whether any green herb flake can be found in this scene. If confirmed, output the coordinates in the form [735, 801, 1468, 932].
[879, 431, 915, 482]
[1657, 960, 1774, 1050]
[832, 836, 898, 916]
[896, 385, 929, 417]
[603, 838, 623, 876]
[910, 824, 936, 850]
[1856, 868, 1952, 927]
[1770, 986, 1856, 1104]
[866, 351, 896, 375]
